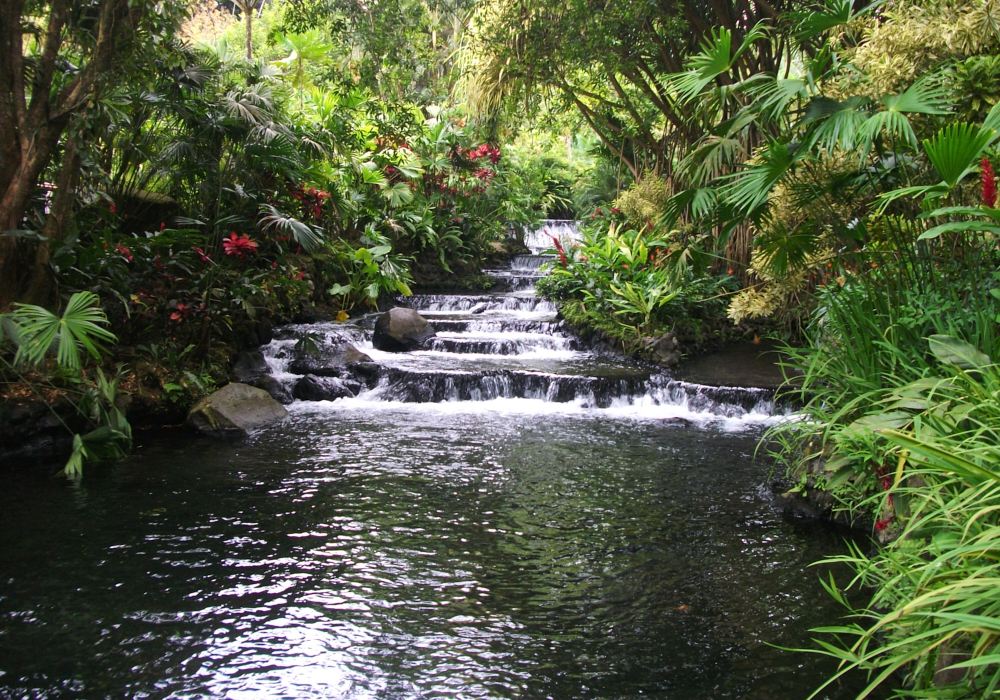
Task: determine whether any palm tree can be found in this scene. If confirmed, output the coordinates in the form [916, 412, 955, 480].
[275, 31, 333, 95]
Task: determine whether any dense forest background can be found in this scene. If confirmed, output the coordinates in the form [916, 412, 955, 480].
[6, 0, 1000, 696]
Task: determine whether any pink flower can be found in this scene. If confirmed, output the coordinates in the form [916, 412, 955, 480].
[222, 233, 258, 260]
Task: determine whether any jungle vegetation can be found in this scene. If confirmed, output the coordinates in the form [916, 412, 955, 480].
[4, 0, 1000, 696]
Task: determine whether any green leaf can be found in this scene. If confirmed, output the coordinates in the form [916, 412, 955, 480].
[790, 0, 864, 44]
[327, 283, 352, 296]
[12, 292, 116, 370]
[881, 430, 1000, 484]
[918, 220, 1000, 240]
[928, 334, 991, 369]
[824, 454, 856, 472]
[922, 123, 997, 188]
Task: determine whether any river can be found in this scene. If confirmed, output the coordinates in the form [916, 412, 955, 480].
[0, 245, 873, 699]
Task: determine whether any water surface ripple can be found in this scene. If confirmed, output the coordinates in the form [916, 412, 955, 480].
[1, 408, 869, 699]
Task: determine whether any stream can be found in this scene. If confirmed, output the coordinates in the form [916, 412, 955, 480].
[0, 232, 874, 699]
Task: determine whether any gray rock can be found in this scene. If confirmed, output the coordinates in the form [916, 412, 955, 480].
[232, 350, 270, 383]
[292, 375, 356, 401]
[253, 376, 293, 405]
[372, 308, 436, 352]
[186, 383, 288, 437]
[644, 332, 681, 368]
[288, 344, 373, 376]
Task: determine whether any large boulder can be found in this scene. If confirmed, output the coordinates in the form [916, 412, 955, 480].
[373, 308, 436, 352]
[288, 344, 372, 376]
[186, 383, 288, 437]
[292, 375, 356, 401]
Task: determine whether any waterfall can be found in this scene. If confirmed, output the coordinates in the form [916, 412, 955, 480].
[522, 219, 582, 255]
[258, 243, 781, 428]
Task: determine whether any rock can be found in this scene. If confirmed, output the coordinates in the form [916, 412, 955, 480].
[253, 376, 293, 405]
[186, 383, 288, 437]
[292, 375, 356, 401]
[255, 318, 274, 345]
[232, 350, 270, 383]
[288, 344, 373, 376]
[468, 303, 487, 315]
[644, 332, 681, 368]
[372, 308, 436, 352]
[350, 361, 379, 378]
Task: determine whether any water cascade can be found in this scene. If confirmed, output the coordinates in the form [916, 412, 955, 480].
[262, 233, 776, 426]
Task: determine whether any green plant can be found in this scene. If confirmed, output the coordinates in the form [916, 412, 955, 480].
[1, 292, 131, 478]
[324, 230, 413, 311]
[7, 292, 117, 371]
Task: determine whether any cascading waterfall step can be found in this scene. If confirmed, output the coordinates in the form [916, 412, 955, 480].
[510, 254, 555, 270]
[424, 318, 568, 335]
[398, 294, 557, 313]
[425, 334, 577, 355]
[258, 240, 782, 424]
[353, 365, 774, 414]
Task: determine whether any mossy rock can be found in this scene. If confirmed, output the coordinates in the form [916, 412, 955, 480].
[186, 383, 288, 438]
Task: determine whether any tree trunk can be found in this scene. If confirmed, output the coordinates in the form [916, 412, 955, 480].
[246, 7, 252, 60]
[23, 136, 80, 307]
[0, 0, 139, 309]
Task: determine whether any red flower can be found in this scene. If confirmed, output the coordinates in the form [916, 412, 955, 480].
[611, 207, 621, 215]
[550, 235, 568, 267]
[109, 204, 116, 213]
[983, 158, 997, 208]
[193, 246, 211, 263]
[222, 233, 258, 260]
[170, 303, 190, 322]
[115, 244, 133, 262]
[874, 518, 891, 532]
[160, 222, 166, 231]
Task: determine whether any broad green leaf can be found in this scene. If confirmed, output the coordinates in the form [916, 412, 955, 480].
[928, 334, 991, 369]
[12, 291, 116, 370]
[918, 220, 1000, 240]
[923, 123, 997, 188]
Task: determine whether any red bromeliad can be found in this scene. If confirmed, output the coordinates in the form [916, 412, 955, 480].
[222, 232, 258, 260]
[983, 158, 997, 208]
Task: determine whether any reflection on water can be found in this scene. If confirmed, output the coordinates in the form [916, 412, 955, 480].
[0, 407, 874, 699]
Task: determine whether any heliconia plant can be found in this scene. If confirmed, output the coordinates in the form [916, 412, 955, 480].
[982, 157, 997, 208]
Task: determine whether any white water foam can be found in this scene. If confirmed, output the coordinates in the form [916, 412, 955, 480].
[523, 220, 582, 255]
[287, 395, 782, 432]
